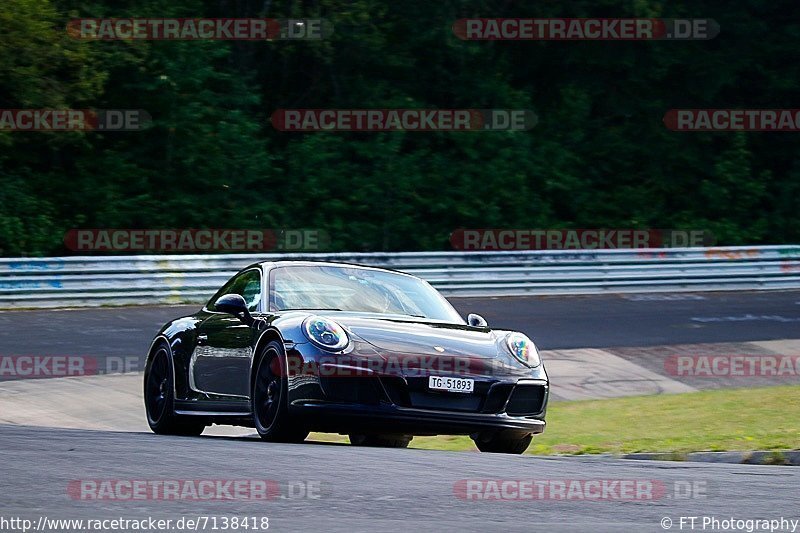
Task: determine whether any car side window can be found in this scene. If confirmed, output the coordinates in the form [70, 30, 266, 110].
[206, 269, 262, 312]
[239, 272, 262, 312]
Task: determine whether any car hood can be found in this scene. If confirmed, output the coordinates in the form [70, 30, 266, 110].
[335, 316, 495, 354]
[326, 315, 529, 371]
[282, 313, 540, 378]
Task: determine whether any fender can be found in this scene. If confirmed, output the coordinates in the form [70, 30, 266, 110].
[249, 326, 288, 397]
[144, 334, 177, 407]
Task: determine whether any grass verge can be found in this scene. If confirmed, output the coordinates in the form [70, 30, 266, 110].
[308, 384, 800, 455]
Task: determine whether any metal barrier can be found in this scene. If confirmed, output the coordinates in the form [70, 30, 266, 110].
[1, 246, 799, 308]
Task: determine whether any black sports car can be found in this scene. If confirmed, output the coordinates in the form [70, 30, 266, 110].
[144, 261, 549, 453]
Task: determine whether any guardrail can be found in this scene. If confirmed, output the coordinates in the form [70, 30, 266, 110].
[1, 246, 799, 308]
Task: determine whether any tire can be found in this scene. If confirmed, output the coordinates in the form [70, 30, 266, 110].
[144, 343, 206, 436]
[252, 341, 309, 443]
[349, 434, 412, 448]
[472, 431, 532, 454]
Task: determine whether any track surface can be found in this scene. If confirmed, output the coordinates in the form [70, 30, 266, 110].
[1, 291, 799, 370]
[1, 424, 798, 532]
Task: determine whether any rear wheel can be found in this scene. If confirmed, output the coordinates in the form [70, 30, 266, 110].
[144, 344, 205, 436]
[472, 431, 532, 454]
[252, 341, 309, 443]
[349, 434, 412, 448]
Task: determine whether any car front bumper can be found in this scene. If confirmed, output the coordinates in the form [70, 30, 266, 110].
[284, 342, 549, 436]
[292, 399, 547, 436]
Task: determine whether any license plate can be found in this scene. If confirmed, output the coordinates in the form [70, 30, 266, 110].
[428, 375, 474, 393]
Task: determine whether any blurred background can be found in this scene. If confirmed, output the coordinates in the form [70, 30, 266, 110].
[1, 0, 799, 257]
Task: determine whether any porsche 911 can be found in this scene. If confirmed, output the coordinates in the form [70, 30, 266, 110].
[144, 261, 549, 453]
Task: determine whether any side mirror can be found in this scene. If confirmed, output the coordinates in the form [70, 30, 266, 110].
[467, 313, 488, 327]
[215, 294, 253, 325]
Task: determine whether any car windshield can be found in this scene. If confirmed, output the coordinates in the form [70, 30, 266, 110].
[270, 264, 464, 323]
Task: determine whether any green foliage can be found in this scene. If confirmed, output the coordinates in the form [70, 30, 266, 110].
[0, 0, 799, 255]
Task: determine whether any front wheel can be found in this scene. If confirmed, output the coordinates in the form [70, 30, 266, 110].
[144, 344, 205, 436]
[252, 341, 309, 443]
[472, 431, 532, 454]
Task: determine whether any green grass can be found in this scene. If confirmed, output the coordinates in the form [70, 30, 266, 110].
[309, 385, 800, 455]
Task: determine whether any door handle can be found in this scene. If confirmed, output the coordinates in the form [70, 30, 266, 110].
[197, 334, 208, 345]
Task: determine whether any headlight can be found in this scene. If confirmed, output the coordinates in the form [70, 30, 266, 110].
[505, 333, 541, 367]
[303, 316, 349, 351]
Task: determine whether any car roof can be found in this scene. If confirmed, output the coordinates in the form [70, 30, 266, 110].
[239, 260, 416, 278]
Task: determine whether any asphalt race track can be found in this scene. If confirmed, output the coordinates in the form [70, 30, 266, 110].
[1, 424, 798, 533]
[466, 290, 800, 348]
[1, 290, 799, 376]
